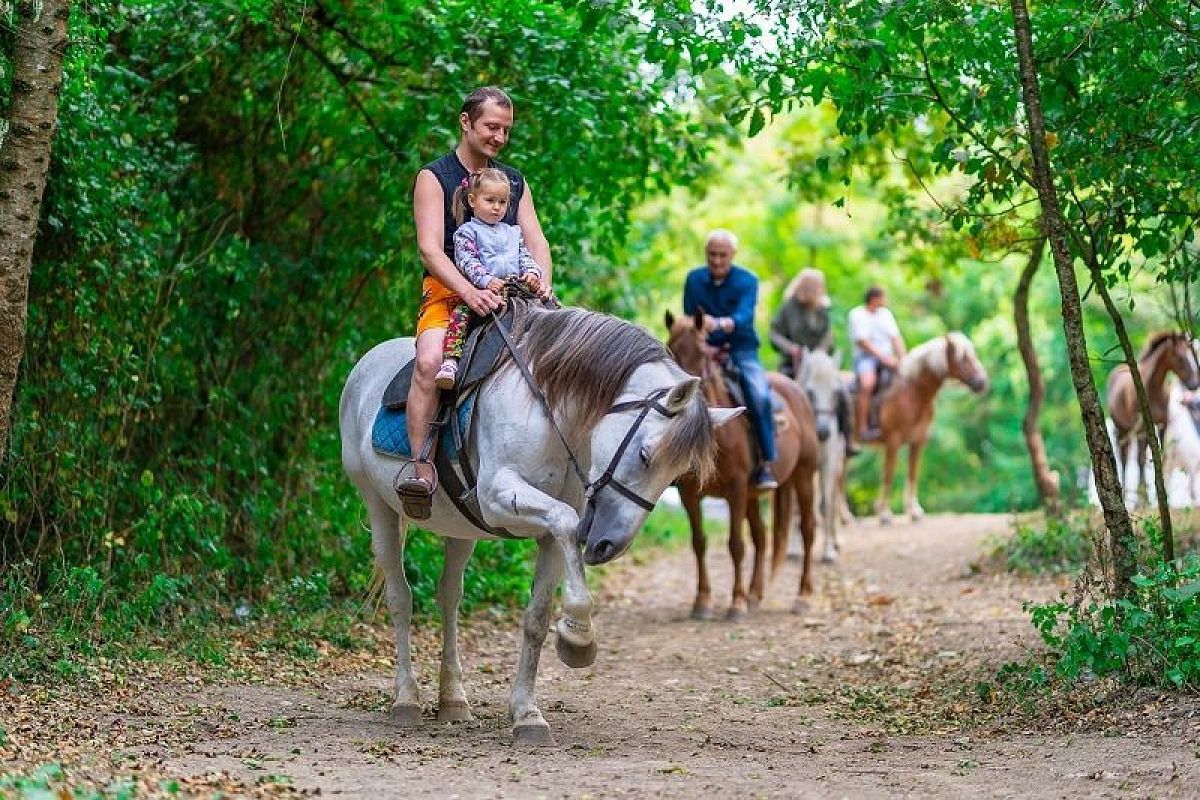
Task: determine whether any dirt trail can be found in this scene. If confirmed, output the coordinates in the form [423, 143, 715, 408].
[47, 514, 1200, 797]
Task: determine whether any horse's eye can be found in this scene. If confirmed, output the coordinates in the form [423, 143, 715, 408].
[639, 446, 651, 467]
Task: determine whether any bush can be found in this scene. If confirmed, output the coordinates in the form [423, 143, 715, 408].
[1027, 554, 1200, 690]
[989, 514, 1094, 575]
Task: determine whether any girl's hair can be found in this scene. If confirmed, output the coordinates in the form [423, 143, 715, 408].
[451, 167, 511, 226]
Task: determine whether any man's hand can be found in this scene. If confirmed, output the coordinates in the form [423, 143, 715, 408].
[521, 272, 551, 298]
[464, 285, 504, 315]
[881, 355, 899, 369]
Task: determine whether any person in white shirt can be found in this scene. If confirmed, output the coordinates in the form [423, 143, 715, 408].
[849, 285, 905, 442]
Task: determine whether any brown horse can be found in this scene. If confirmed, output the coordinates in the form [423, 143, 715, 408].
[865, 332, 989, 524]
[1106, 331, 1200, 501]
[666, 311, 819, 618]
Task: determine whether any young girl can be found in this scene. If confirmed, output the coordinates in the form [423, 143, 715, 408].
[435, 168, 547, 389]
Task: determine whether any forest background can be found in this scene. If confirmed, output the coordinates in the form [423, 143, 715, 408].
[0, 0, 1190, 675]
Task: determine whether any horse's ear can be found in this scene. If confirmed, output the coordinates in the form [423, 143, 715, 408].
[665, 376, 701, 414]
[709, 406, 745, 429]
[692, 310, 705, 331]
[664, 310, 676, 331]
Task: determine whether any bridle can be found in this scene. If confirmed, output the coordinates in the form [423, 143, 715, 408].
[493, 309, 682, 523]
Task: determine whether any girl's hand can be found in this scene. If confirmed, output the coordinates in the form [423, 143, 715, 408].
[486, 278, 505, 294]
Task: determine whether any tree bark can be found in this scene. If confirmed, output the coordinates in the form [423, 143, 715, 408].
[1009, 0, 1136, 597]
[0, 0, 70, 454]
[1014, 234, 1061, 515]
[1090, 267, 1175, 563]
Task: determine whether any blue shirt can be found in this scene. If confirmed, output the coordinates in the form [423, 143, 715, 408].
[683, 264, 760, 352]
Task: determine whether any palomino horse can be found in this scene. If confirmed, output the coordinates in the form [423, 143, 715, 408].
[797, 348, 845, 563]
[867, 332, 989, 523]
[665, 311, 819, 617]
[1106, 331, 1200, 505]
[341, 304, 735, 745]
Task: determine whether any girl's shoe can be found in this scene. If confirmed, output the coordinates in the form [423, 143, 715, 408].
[435, 360, 458, 390]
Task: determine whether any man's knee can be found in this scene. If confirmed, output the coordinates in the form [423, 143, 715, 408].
[859, 371, 877, 392]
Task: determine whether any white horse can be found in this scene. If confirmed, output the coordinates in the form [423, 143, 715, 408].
[340, 304, 737, 745]
[796, 348, 844, 563]
[1162, 385, 1200, 506]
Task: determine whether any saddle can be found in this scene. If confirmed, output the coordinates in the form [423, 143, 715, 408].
[375, 291, 549, 538]
[850, 365, 895, 432]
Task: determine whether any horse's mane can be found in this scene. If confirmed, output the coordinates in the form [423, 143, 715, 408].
[507, 304, 669, 428]
[1140, 330, 1184, 360]
[506, 303, 714, 481]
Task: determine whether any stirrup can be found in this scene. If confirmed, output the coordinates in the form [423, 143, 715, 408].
[393, 459, 438, 520]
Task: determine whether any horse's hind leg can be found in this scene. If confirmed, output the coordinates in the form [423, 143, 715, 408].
[905, 440, 927, 522]
[877, 445, 898, 525]
[366, 493, 421, 725]
[510, 536, 564, 746]
[437, 537, 477, 723]
[746, 494, 768, 609]
[793, 465, 817, 613]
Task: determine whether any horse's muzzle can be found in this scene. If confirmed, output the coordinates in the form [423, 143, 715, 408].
[969, 375, 989, 394]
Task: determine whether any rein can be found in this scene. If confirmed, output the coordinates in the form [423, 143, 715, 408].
[490, 306, 681, 519]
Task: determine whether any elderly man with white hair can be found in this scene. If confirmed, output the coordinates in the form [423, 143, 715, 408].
[682, 229, 778, 491]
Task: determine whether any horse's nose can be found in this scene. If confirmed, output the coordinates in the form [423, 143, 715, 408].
[816, 422, 831, 442]
[971, 376, 989, 394]
[584, 538, 618, 565]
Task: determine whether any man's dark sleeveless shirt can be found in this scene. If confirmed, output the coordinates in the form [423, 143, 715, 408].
[422, 151, 526, 264]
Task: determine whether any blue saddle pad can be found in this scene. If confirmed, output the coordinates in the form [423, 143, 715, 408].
[372, 396, 476, 459]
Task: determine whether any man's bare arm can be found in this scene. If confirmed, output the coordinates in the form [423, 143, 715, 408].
[516, 184, 553, 286]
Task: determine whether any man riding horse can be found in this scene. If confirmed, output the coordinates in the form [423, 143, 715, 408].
[849, 285, 905, 444]
[683, 230, 777, 491]
[398, 86, 553, 513]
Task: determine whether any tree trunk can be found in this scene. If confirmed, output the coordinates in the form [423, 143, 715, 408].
[1009, 0, 1136, 598]
[0, 0, 70, 455]
[1014, 234, 1061, 515]
[1090, 267, 1175, 563]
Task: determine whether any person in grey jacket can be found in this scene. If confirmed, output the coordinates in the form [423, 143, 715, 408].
[770, 268, 857, 455]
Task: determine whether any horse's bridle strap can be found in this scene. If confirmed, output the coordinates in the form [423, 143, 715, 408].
[493, 306, 678, 515]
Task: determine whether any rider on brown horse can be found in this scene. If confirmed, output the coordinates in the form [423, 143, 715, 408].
[682, 229, 778, 491]
[849, 285, 905, 444]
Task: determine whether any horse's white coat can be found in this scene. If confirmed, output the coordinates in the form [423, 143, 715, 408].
[797, 348, 845, 563]
[340, 336, 732, 742]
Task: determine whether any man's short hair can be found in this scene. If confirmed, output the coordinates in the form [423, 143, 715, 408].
[461, 87, 513, 122]
[864, 285, 885, 304]
[706, 229, 739, 250]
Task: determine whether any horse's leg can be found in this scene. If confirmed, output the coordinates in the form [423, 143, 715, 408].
[681, 484, 713, 620]
[436, 537, 476, 723]
[772, 483, 794, 578]
[510, 536, 564, 746]
[877, 444, 898, 525]
[727, 486, 750, 621]
[793, 465, 817, 613]
[366, 494, 421, 725]
[746, 494, 768, 609]
[836, 457, 855, 526]
[906, 440, 927, 522]
[1124, 436, 1141, 508]
[821, 441, 840, 563]
[479, 468, 596, 667]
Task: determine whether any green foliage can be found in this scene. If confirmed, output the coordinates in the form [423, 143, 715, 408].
[1028, 554, 1200, 691]
[990, 514, 1094, 576]
[1, 1, 719, 673]
[0, 762, 138, 800]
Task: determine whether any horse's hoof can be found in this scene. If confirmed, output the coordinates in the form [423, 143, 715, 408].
[747, 595, 763, 611]
[821, 552, 838, 564]
[513, 722, 555, 747]
[437, 700, 473, 724]
[725, 606, 747, 623]
[555, 635, 597, 669]
[389, 702, 423, 727]
[691, 605, 715, 621]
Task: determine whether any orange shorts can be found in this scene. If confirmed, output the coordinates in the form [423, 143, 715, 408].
[416, 276, 462, 337]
